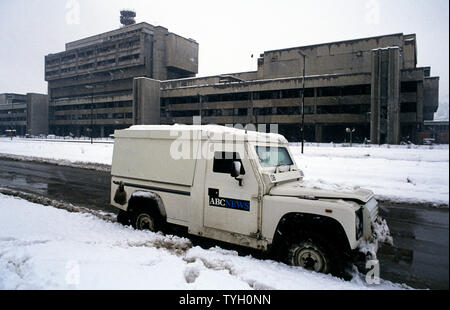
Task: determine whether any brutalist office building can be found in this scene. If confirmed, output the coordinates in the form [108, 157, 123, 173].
[46, 26, 439, 144]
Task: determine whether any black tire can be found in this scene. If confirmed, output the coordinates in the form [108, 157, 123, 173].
[132, 210, 158, 232]
[286, 231, 344, 276]
[117, 210, 131, 226]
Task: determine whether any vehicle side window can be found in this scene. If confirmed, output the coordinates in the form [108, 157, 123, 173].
[213, 152, 246, 175]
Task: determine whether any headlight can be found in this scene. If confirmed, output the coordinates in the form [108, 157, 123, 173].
[355, 209, 363, 240]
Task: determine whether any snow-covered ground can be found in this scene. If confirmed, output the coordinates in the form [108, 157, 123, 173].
[0, 138, 112, 165]
[0, 194, 407, 290]
[290, 143, 449, 206]
[0, 137, 448, 206]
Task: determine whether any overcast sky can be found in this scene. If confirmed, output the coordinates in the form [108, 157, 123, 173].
[0, 0, 448, 106]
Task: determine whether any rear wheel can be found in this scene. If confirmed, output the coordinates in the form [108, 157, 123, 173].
[133, 211, 158, 232]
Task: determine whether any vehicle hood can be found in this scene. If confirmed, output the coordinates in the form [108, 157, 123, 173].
[269, 180, 374, 204]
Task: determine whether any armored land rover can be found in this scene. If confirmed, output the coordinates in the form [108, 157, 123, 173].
[111, 125, 383, 275]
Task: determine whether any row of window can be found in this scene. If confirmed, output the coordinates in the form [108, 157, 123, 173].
[161, 85, 372, 106]
[110, 29, 141, 40]
[98, 58, 116, 67]
[316, 104, 371, 114]
[68, 70, 126, 82]
[118, 54, 140, 62]
[118, 39, 141, 49]
[164, 104, 371, 118]
[61, 67, 77, 74]
[52, 101, 132, 112]
[47, 53, 140, 76]
[0, 109, 26, 115]
[161, 82, 421, 107]
[0, 117, 26, 122]
[46, 35, 142, 66]
[54, 113, 132, 121]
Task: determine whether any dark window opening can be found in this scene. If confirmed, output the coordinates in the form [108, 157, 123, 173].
[317, 87, 340, 97]
[118, 54, 140, 62]
[401, 102, 417, 113]
[213, 152, 246, 175]
[401, 82, 418, 93]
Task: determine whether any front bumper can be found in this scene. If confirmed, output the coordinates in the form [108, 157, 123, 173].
[352, 198, 393, 264]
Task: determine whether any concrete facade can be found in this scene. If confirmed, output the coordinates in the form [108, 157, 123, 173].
[133, 78, 161, 125]
[370, 47, 401, 144]
[42, 27, 440, 144]
[149, 33, 439, 144]
[27, 93, 49, 136]
[0, 93, 49, 136]
[45, 22, 198, 137]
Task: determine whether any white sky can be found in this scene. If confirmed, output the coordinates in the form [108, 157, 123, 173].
[0, 0, 448, 105]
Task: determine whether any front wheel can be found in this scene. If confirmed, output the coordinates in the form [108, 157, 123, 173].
[287, 233, 342, 275]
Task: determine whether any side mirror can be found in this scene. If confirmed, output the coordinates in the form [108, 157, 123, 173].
[231, 161, 241, 178]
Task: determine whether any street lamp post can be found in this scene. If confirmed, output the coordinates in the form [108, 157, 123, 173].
[198, 93, 203, 125]
[7, 95, 14, 140]
[346, 127, 356, 147]
[298, 51, 306, 154]
[85, 85, 94, 144]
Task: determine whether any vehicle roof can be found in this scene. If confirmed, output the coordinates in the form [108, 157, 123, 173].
[115, 124, 288, 143]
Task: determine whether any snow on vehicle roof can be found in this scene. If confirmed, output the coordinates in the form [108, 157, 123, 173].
[123, 124, 288, 143]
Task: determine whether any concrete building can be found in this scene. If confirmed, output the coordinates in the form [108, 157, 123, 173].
[45, 22, 198, 137]
[137, 33, 437, 144]
[0, 93, 49, 136]
[45, 27, 439, 144]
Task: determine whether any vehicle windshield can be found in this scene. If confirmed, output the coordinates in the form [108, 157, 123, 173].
[255, 146, 294, 168]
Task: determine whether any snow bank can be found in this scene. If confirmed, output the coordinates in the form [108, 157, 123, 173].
[0, 194, 406, 290]
[0, 138, 113, 166]
[0, 138, 448, 205]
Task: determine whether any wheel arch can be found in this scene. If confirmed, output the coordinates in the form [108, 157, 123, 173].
[270, 212, 352, 255]
[127, 190, 167, 220]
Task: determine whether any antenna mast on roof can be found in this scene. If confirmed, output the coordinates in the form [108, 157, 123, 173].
[120, 10, 136, 27]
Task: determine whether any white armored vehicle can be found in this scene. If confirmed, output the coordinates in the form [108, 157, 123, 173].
[111, 125, 381, 275]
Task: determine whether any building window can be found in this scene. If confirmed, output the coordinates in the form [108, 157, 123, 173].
[341, 85, 371, 96]
[61, 54, 76, 62]
[253, 107, 274, 116]
[317, 87, 340, 97]
[234, 108, 248, 116]
[98, 45, 116, 54]
[401, 102, 417, 113]
[401, 82, 418, 93]
[98, 59, 116, 66]
[79, 63, 94, 70]
[316, 104, 369, 114]
[118, 54, 140, 62]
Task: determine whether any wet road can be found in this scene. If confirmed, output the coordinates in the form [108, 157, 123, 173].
[0, 158, 448, 289]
